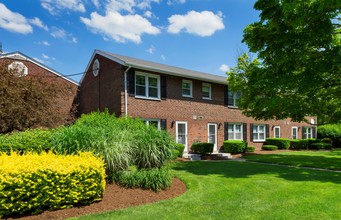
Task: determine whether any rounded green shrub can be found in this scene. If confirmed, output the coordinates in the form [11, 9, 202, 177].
[173, 143, 185, 157]
[191, 142, 214, 155]
[310, 143, 333, 150]
[223, 140, 247, 154]
[262, 145, 278, 151]
[290, 139, 301, 150]
[246, 146, 256, 152]
[265, 138, 290, 149]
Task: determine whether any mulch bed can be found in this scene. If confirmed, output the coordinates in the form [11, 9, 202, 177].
[4, 178, 187, 220]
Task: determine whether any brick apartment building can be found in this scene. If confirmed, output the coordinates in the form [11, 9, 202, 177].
[79, 50, 316, 152]
[0, 51, 79, 127]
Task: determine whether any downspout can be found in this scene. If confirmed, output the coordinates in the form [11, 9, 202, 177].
[124, 66, 132, 117]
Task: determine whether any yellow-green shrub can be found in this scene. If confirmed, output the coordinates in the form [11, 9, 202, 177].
[0, 152, 106, 217]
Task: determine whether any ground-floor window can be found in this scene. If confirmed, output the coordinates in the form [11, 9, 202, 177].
[228, 123, 243, 140]
[252, 124, 266, 142]
[176, 121, 188, 151]
[303, 127, 313, 139]
[292, 126, 298, 139]
[145, 119, 160, 130]
[274, 126, 281, 138]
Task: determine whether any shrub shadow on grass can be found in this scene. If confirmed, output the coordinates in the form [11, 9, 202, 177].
[172, 160, 341, 184]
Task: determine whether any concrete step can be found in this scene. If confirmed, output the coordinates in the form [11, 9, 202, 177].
[183, 153, 202, 161]
[217, 153, 232, 159]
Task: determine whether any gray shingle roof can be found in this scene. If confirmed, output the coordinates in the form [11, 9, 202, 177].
[96, 50, 227, 85]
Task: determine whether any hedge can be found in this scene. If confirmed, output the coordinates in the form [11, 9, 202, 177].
[262, 145, 278, 151]
[0, 129, 53, 154]
[318, 124, 341, 148]
[309, 143, 333, 150]
[246, 146, 256, 152]
[191, 142, 214, 155]
[0, 152, 106, 217]
[223, 140, 247, 154]
[265, 138, 290, 149]
[173, 143, 185, 157]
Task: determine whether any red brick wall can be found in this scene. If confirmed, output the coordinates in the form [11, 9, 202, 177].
[0, 57, 78, 127]
[78, 54, 123, 116]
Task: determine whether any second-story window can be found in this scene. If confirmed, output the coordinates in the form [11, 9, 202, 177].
[228, 91, 241, 107]
[202, 83, 211, 100]
[135, 73, 160, 99]
[182, 80, 193, 97]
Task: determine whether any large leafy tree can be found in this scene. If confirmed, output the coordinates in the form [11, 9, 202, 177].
[228, 0, 340, 124]
[0, 67, 76, 133]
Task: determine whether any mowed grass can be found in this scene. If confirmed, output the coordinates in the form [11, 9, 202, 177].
[243, 149, 341, 171]
[74, 155, 341, 220]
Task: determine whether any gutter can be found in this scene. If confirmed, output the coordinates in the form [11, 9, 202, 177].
[124, 66, 132, 117]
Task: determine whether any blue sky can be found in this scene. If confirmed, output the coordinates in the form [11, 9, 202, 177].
[0, 0, 259, 83]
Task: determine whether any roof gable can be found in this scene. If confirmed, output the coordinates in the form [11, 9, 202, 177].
[81, 49, 227, 85]
[0, 51, 78, 86]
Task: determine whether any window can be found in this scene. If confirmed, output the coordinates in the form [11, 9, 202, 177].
[228, 91, 241, 107]
[182, 80, 192, 97]
[145, 119, 161, 130]
[202, 83, 211, 100]
[252, 124, 266, 141]
[135, 73, 160, 99]
[176, 122, 188, 151]
[274, 126, 281, 138]
[303, 127, 313, 139]
[8, 61, 28, 76]
[228, 123, 243, 140]
[208, 123, 217, 151]
[292, 127, 298, 139]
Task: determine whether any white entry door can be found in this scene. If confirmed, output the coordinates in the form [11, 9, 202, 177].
[208, 123, 217, 152]
[176, 121, 188, 152]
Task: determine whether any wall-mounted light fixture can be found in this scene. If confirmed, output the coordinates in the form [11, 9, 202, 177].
[218, 123, 222, 129]
[171, 121, 175, 128]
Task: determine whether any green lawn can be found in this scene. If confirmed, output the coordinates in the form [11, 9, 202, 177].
[73, 152, 341, 220]
[243, 149, 341, 170]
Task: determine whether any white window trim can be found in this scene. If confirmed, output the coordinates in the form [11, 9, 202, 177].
[135, 72, 160, 100]
[292, 126, 298, 140]
[303, 127, 313, 139]
[182, 80, 193, 98]
[176, 121, 188, 152]
[202, 83, 212, 100]
[228, 123, 243, 140]
[253, 124, 266, 142]
[208, 123, 218, 152]
[145, 119, 161, 130]
[274, 126, 281, 138]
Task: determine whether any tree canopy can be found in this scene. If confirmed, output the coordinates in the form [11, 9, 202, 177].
[227, 0, 340, 124]
[0, 67, 76, 133]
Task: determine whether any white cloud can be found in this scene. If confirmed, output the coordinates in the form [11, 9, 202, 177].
[146, 45, 155, 54]
[0, 3, 32, 34]
[161, 54, 166, 60]
[51, 27, 78, 43]
[219, 64, 229, 72]
[42, 53, 49, 59]
[29, 17, 48, 31]
[106, 0, 136, 13]
[167, 10, 225, 36]
[92, 0, 100, 8]
[41, 0, 86, 15]
[167, 0, 186, 5]
[42, 41, 51, 46]
[144, 10, 152, 18]
[80, 11, 160, 44]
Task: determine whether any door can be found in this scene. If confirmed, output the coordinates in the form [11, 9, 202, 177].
[208, 123, 218, 152]
[176, 121, 188, 152]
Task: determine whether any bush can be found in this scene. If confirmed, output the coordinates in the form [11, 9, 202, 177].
[246, 146, 256, 152]
[262, 145, 278, 151]
[310, 142, 333, 150]
[318, 124, 341, 148]
[223, 140, 247, 154]
[50, 111, 174, 180]
[115, 167, 172, 192]
[290, 139, 301, 150]
[321, 138, 333, 144]
[265, 138, 290, 149]
[0, 129, 53, 154]
[0, 152, 105, 217]
[296, 139, 309, 150]
[191, 142, 214, 155]
[173, 143, 185, 157]
[170, 149, 179, 160]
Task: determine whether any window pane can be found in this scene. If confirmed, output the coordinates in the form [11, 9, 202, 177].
[182, 81, 192, 96]
[259, 133, 265, 140]
[136, 85, 146, 96]
[149, 77, 158, 87]
[228, 125, 233, 132]
[228, 133, 234, 139]
[149, 87, 158, 98]
[136, 75, 145, 85]
[259, 126, 264, 132]
[253, 133, 258, 140]
[235, 124, 241, 132]
[253, 126, 258, 133]
[235, 133, 242, 140]
[149, 121, 158, 128]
